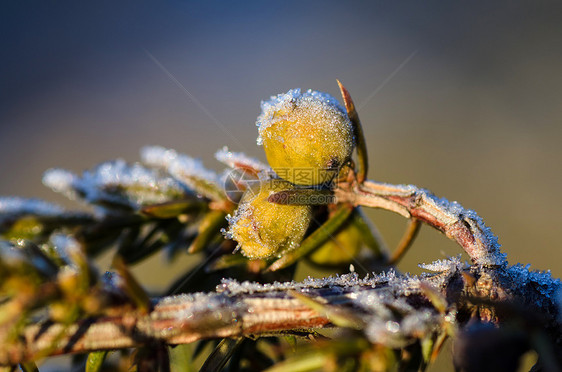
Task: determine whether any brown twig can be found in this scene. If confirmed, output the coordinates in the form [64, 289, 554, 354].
[0, 270, 447, 365]
[2, 261, 559, 366]
[2, 180, 560, 366]
[335, 180, 506, 266]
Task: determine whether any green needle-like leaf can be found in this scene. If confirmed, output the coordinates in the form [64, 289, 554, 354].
[208, 252, 248, 271]
[289, 290, 365, 330]
[267, 205, 353, 272]
[352, 207, 387, 259]
[188, 210, 227, 254]
[141, 199, 206, 219]
[19, 361, 39, 372]
[112, 255, 151, 313]
[169, 344, 195, 372]
[200, 338, 244, 372]
[85, 350, 108, 372]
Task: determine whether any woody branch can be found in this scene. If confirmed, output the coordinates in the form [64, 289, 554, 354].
[1, 179, 559, 366]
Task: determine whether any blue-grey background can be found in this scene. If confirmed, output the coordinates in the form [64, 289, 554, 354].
[2, 2, 561, 284]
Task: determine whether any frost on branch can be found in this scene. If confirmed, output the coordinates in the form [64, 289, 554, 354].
[0, 197, 63, 218]
[215, 146, 268, 173]
[353, 181, 508, 266]
[43, 159, 188, 211]
[141, 145, 225, 202]
[0, 197, 93, 241]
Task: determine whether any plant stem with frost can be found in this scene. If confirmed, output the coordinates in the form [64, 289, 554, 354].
[1, 180, 560, 366]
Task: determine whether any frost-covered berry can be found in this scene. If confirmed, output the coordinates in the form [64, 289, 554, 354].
[256, 89, 355, 186]
[225, 179, 311, 259]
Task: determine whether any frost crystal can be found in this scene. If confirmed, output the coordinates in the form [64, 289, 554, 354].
[43, 159, 187, 210]
[419, 255, 465, 272]
[0, 197, 64, 220]
[141, 146, 223, 201]
[215, 146, 268, 172]
[42, 169, 80, 200]
[216, 270, 449, 348]
[44, 234, 89, 271]
[500, 263, 561, 312]
[381, 182, 507, 266]
[224, 179, 311, 259]
[255, 88, 349, 146]
[142, 291, 246, 338]
[421, 190, 506, 266]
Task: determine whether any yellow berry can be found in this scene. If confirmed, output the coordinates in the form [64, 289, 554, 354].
[257, 89, 355, 186]
[225, 179, 311, 259]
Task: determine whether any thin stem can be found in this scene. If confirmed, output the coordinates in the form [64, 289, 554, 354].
[352, 207, 387, 259]
[389, 219, 421, 265]
[335, 180, 506, 266]
[2, 262, 559, 366]
[0, 270, 447, 365]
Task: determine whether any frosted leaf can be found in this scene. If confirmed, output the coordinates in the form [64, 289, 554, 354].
[0, 240, 57, 279]
[0, 197, 82, 240]
[0, 197, 64, 222]
[0, 240, 27, 266]
[44, 160, 187, 210]
[215, 146, 268, 172]
[141, 146, 224, 201]
[419, 256, 465, 273]
[50, 233, 85, 265]
[42, 169, 80, 200]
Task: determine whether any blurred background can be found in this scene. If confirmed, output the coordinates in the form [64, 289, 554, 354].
[1, 1, 561, 282]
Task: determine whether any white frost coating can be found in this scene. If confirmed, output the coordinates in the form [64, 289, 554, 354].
[142, 146, 218, 184]
[43, 169, 79, 200]
[421, 190, 506, 266]
[141, 146, 222, 200]
[377, 181, 507, 266]
[141, 292, 245, 338]
[364, 309, 440, 348]
[217, 270, 420, 297]
[0, 240, 27, 265]
[50, 233, 84, 265]
[215, 271, 449, 347]
[502, 263, 561, 311]
[215, 146, 268, 172]
[0, 197, 64, 217]
[419, 256, 465, 272]
[45, 159, 186, 209]
[141, 146, 177, 169]
[255, 88, 348, 146]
